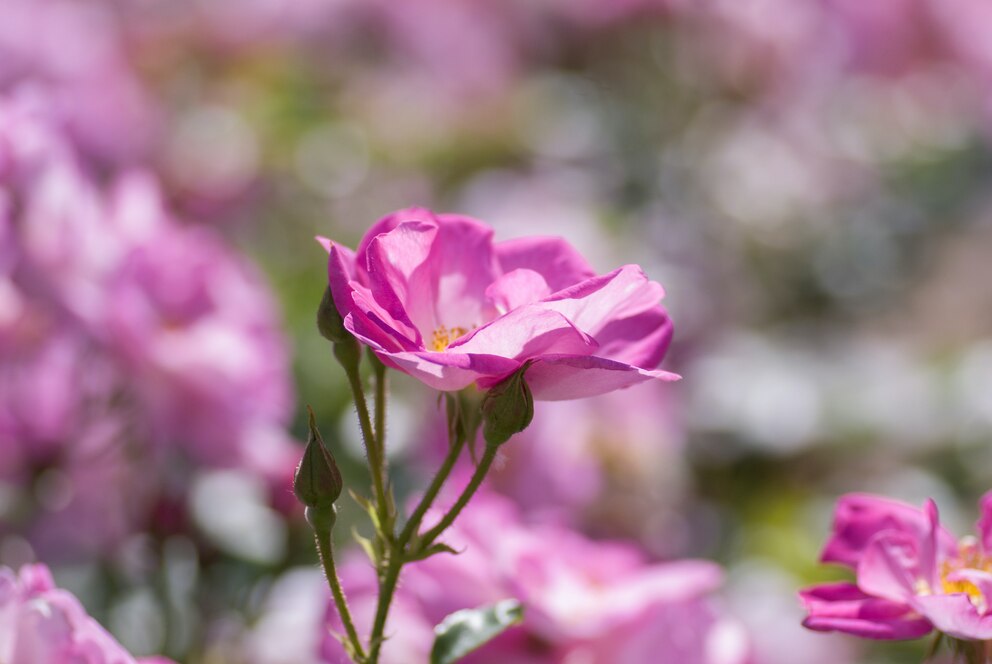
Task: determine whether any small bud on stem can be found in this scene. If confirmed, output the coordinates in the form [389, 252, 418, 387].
[481, 365, 534, 447]
[294, 406, 344, 514]
[317, 286, 349, 345]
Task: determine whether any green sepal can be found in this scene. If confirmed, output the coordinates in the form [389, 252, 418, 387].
[352, 527, 378, 566]
[317, 286, 349, 345]
[294, 406, 343, 510]
[481, 366, 533, 448]
[406, 541, 461, 563]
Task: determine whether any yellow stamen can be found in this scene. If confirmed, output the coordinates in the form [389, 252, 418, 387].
[431, 325, 469, 352]
[938, 537, 992, 613]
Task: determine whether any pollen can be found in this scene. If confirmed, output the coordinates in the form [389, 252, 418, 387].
[431, 325, 469, 352]
[938, 537, 992, 613]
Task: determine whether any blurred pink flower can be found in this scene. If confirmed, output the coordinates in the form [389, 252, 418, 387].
[0, 90, 298, 555]
[105, 220, 295, 475]
[0, 329, 154, 560]
[802, 492, 992, 641]
[322, 492, 750, 664]
[0, 563, 174, 663]
[417, 381, 689, 554]
[322, 207, 678, 399]
[0, 0, 158, 164]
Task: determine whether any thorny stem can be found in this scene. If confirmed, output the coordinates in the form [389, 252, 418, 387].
[314, 519, 366, 663]
[400, 426, 467, 546]
[331, 368, 501, 664]
[366, 396, 473, 663]
[418, 443, 498, 548]
[370, 351, 388, 479]
[339, 355, 391, 533]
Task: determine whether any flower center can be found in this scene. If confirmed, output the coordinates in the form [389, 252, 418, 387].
[939, 538, 992, 613]
[431, 325, 469, 352]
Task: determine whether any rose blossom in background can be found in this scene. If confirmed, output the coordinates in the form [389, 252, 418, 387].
[0, 89, 298, 559]
[801, 491, 992, 641]
[322, 207, 677, 399]
[0, 563, 174, 663]
[0, 0, 157, 164]
[418, 380, 690, 555]
[322, 491, 751, 664]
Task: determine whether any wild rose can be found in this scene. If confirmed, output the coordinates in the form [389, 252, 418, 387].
[322, 491, 750, 664]
[0, 563, 174, 663]
[322, 208, 678, 400]
[801, 491, 992, 641]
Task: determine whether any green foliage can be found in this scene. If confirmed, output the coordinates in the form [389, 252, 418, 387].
[430, 599, 524, 664]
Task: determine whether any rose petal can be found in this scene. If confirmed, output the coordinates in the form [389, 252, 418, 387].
[913, 593, 992, 641]
[821, 494, 957, 568]
[380, 350, 520, 392]
[494, 235, 596, 292]
[539, 265, 665, 340]
[799, 582, 931, 640]
[857, 531, 923, 603]
[485, 268, 552, 315]
[451, 307, 598, 359]
[593, 305, 673, 368]
[509, 354, 680, 401]
[977, 490, 992, 554]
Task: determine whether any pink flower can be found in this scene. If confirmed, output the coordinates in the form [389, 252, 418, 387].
[801, 492, 992, 641]
[322, 491, 750, 663]
[0, 563, 174, 664]
[0, 1, 158, 164]
[322, 208, 678, 399]
[0, 89, 299, 555]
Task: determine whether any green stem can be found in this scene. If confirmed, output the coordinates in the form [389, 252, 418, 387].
[341, 360, 390, 530]
[400, 432, 466, 546]
[314, 524, 366, 663]
[419, 444, 498, 547]
[371, 352, 387, 463]
[365, 397, 476, 663]
[370, 354, 393, 518]
[366, 553, 402, 663]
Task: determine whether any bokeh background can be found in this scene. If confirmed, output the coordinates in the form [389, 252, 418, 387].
[3, 1, 992, 662]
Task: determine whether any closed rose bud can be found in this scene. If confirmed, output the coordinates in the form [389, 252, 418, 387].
[294, 406, 343, 510]
[481, 367, 534, 447]
[317, 286, 349, 345]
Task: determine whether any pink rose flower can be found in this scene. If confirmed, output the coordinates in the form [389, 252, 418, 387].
[0, 563, 174, 664]
[322, 208, 678, 399]
[801, 491, 992, 641]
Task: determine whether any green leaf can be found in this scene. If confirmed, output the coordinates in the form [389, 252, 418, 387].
[430, 599, 523, 664]
[352, 527, 378, 565]
[406, 541, 461, 562]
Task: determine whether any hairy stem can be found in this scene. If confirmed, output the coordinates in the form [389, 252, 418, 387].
[314, 523, 366, 662]
[400, 431, 466, 546]
[341, 360, 390, 531]
[370, 352, 388, 481]
[365, 397, 482, 663]
[419, 444, 498, 547]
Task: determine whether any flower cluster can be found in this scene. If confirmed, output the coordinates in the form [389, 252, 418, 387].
[0, 90, 297, 559]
